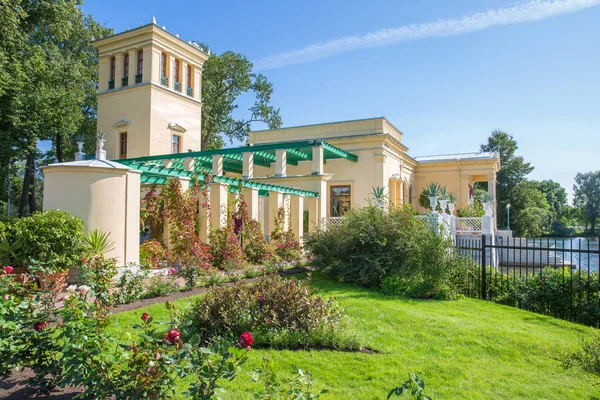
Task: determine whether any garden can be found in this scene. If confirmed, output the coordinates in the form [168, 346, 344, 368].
[1, 182, 599, 399]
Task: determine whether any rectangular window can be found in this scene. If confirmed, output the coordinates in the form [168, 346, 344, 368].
[137, 50, 143, 75]
[174, 59, 180, 82]
[330, 185, 351, 217]
[172, 135, 181, 154]
[119, 132, 127, 159]
[123, 54, 129, 78]
[186, 65, 192, 88]
[160, 52, 167, 78]
[110, 57, 116, 80]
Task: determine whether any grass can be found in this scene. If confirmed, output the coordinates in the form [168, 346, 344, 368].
[109, 273, 599, 399]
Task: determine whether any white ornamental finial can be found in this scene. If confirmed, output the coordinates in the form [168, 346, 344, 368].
[96, 131, 107, 161]
[152, 16, 157, 24]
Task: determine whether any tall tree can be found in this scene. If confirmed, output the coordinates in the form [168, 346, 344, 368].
[0, 1, 111, 216]
[573, 171, 600, 234]
[530, 180, 568, 227]
[510, 181, 550, 237]
[200, 48, 282, 150]
[480, 130, 534, 228]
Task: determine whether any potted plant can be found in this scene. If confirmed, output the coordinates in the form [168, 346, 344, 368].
[438, 186, 448, 212]
[479, 192, 495, 216]
[370, 186, 387, 209]
[447, 192, 457, 215]
[424, 183, 441, 211]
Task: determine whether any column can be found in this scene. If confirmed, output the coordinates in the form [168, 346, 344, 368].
[488, 171, 497, 229]
[212, 154, 223, 176]
[115, 53, 124, 87]
[168, 54, 175, 90]
[265, 191, 283, 240]
[312, 146, 324, 175]
[275, 149, 287, 177]
[209, 183, 228, 230]
[193, 68, 202, 101]
[184, 158, 195, 172]
[459, 175, 471, 209]
[290, 196, 305, 242]
[244, 187, 259, 221]
[98, 56, 109, 91]
[389, 180, 397, 206]
[128, 50, 137, 85]
[243, 152, 254, 179]
[400, 180, 405, 205]
[307, 197, 319, 232]
[150, 48, 160, 83]
[162, 160, 173, 168]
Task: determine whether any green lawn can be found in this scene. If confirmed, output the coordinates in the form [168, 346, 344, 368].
[110, 273, 598, 399]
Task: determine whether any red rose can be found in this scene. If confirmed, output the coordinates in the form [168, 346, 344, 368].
[4, 266, 13, 274]
[239, 331, 254, 347]
[163, 329, 181, 343]
[33, 321, 47, 332]
[169, 268, 177, 275]
[141, 313, 149, 321]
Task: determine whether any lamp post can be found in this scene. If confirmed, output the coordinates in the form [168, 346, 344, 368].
[506, 203, 511, 231]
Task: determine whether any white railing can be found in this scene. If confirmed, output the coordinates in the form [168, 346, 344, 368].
[323, 217, 344, 229]
[455, 217, 482, 233]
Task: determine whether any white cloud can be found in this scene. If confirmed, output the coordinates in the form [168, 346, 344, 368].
[254, 0, 600, 71]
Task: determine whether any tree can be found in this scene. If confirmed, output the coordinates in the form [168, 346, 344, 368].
[510, 181, 550, 237]
[200, 48, 282, 150]
[0, 1, 111, 216]
[573, 171, 600, 234]
[480, 130, 534, 229]
[529, 180, 568, 230]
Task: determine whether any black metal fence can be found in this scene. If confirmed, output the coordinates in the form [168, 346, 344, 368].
[455, 235, 600, 327]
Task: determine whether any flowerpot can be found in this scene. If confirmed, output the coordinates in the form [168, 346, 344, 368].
[38, 270, 69, 291]
[427, 196, 439, 211]
[448, 202, 456, 215]
[439, 199, 448, 212]
[483, 202, 493, 216]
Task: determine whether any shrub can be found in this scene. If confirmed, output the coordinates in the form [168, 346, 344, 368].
[270, 207, 302, 263]
[304, 204, 469, 299]
[115, 269, 148, 304]
[560, 329, 600, 378]
[187, 274, 356, 350]
[3, 210, 84, 274]
[242, 219, 272, 264]
[144, 273, 179, 298]
[140, 240, 168, 269]
[78, 255, 118, 307]
[210, 218, 246, 269]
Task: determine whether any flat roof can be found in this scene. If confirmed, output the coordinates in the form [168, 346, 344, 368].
[413, 151, 499, 163]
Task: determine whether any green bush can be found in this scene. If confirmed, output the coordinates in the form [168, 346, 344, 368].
[3, 210, 85, 273]
[186, 274, 357, 350]
[78, 255, 118, 307]
[304, 204, 472, 299]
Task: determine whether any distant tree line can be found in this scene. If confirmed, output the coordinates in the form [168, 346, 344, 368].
[479, 130, 599, 237]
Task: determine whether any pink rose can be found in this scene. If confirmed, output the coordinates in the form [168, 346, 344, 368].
[4, 266, 13, 274]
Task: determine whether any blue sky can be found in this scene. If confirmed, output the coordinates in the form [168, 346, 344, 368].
[82, 0, 600, 201]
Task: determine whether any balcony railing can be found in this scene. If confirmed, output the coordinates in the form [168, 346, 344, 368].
[135, 74, 142, 84]
[108, 80, 115, 90]
[174, 81, 181, 92]
[122, 77, 128, 87]
[160, 76, 168, 87]
[186, 87, 193, 97]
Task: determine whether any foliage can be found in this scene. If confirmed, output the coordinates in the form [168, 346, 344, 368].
[82, 229, 115, 258]
[560, 330, 600, 378]
[530, 180, 569, 224]
[509, 181, 550, 236]
[78, 254, 118, 307]
[140, 240, 168, 269]
[2, 210, 85, 274]
[114, 269, 148, 304]
[488, 267, 600, 327]
[187, 274, 352, 350]
[424, 183, 442, 198]
[549, 220, 573, 237]
[270, 207, 302, 263]
[199, 47, 282, 150]
[305, 204, 472, 299]
[480, 130, 534, 229]
[573, 170, 600, 233]
[0, 0, 112, 216]
[251, 357, 328, 399]
[210, 217, 247, 269]
[388, 374, 432, 400]
[456, 202, 485, 217]
[478, 191, 495, 204]
[179, 263, 211, 288]
[144, 273, 179, 298]
[243, 219, 272, 264]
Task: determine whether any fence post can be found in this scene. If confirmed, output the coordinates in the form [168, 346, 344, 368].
[481, 234, 487, 300]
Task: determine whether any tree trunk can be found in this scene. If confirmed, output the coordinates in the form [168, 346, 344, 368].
[56, 132, 64, 163]
[18, 151, 36, 217]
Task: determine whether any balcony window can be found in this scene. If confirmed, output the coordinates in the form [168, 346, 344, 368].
[122, 77, 128, 87]
[186, 87, 193, 96]
[135, 74, 142, 84]
[137, 50, 143, 75]
[186, 65, 193, 96]
[123, 54, 129, 78]
[174, 81, 181, 92]
[160, 52, 167, 81]
[109, 56, 116, 89]
[108, 80, 115, 90]
[160, 76, 168, 87]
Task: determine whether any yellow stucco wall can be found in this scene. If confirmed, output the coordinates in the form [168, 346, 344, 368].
[42, 164, 141, 266]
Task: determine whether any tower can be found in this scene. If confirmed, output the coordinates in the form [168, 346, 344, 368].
[93, 22, 209, 160]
